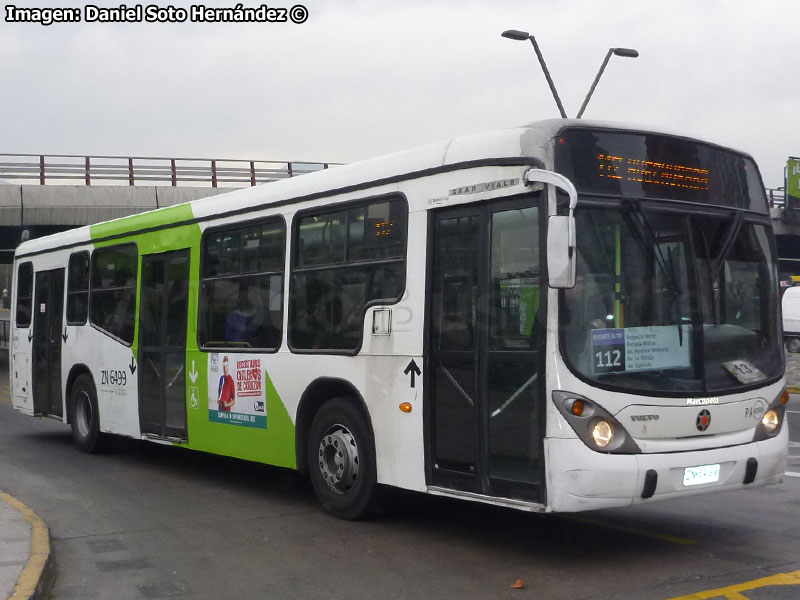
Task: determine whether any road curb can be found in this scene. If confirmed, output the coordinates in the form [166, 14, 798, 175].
[0, 492, 55, 600]
[787, 386, 800, 395]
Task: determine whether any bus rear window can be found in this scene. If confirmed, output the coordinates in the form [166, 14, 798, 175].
[554, 129, 768, 213]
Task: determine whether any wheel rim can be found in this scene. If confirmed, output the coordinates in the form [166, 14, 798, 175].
[317, 424, 359, 494]
[75, 391, 93, 438]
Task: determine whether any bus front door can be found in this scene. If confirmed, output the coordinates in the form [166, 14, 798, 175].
[32, 268, 65, 417]
[428, 199, 544, 503]
[138, 250, 190, 441]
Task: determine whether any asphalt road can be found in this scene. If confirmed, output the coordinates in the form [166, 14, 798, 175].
[1, 353, 799, 600]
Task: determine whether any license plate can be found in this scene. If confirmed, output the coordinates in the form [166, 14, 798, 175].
[683, 464, 720, 487]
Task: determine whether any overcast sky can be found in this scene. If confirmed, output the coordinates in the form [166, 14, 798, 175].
[0, 0, 796, 188]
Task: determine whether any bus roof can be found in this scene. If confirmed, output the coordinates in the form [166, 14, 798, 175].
[15, 118, 753, 259]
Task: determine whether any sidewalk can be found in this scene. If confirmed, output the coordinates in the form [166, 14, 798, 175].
[0, 492, 53, 600]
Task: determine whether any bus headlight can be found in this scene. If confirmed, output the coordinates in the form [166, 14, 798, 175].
[592, 420, 614, 448]
[761, 410, 780, 433]
[753, 389, 787, 441]
[552, 391, 641, 453]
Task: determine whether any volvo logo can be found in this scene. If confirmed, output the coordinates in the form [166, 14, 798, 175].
[631, 414, 659, 422]
[696, 409, 711, 432]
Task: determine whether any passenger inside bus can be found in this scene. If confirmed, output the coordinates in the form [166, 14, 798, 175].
[224, 286, 280, 349]
[225, 295, 257, 342]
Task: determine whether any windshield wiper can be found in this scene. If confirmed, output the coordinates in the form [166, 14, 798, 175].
[665, 245, 684, 346]
[703, 211, 744, 327]
[624, 200, 683, 298]
[700, 230, 718, 326]
[710, 211, 744, 281]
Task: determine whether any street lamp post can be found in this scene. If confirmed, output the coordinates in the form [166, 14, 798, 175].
[501, 29, 568, 119]
[576, 47, 639, 119]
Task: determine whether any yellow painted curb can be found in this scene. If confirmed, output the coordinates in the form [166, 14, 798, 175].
[786, 386, 800, 394]
[0, 492, 53, 600]
[666, 569, 800, 599]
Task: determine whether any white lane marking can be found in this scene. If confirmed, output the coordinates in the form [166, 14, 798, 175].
[786, 472, 800, 478]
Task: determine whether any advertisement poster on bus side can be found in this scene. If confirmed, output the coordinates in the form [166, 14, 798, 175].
[208, 353, 267, 428]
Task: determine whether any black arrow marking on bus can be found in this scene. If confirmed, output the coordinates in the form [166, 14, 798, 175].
[129, 357, 137, 375]
[404, 359, 421, 388]
[62, 328, 68, 343]
[27, 330, 33, 343]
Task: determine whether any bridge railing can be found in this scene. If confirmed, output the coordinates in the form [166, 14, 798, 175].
[0, 153, 338, 188]
[767, 188, 786, 208]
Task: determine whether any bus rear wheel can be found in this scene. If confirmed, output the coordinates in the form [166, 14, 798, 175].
[787, 337, 800, 353]
[70, 374, 104, 453]
[307, 398, 377, 520]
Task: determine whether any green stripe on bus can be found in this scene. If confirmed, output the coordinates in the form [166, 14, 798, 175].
[90, 203, 297, 470]
[90, 203, 195, 243]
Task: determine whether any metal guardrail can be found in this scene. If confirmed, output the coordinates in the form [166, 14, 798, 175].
[767, 188, 786, 208]
[0, 153, 340, 188]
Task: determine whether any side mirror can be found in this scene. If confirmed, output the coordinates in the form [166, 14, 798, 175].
[547, 215, 576, 288]
[523, 168, 578, 289]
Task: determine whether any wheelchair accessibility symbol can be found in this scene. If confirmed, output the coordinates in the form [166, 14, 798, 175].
[189, 387, 199, 409]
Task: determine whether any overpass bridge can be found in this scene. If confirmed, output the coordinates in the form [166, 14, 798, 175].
[767, 190, 800, 281]
[0, 152, 335, 263]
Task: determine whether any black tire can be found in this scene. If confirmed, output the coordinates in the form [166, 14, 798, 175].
[307, 397, 378, 520]
[787, 337, 800, 353]
[69, 374, 105, 453]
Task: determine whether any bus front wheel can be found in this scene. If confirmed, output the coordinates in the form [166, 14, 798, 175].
[70, 374, 104, 453]
[787, 337, 800, 353]
[307, 398, 377, 520]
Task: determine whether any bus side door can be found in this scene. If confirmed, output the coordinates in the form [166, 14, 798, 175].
[32, 268, 65, 418]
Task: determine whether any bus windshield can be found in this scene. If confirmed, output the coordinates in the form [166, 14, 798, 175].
[560, 205, 782, 395]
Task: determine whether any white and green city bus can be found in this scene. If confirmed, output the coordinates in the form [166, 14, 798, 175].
[9, 119, 789, 519]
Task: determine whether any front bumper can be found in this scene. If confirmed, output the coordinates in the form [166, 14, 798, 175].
[545, 425, 788, 512]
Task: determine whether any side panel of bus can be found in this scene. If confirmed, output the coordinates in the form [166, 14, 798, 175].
[69, 189, 428, 487]
[12, 163, 537, 499]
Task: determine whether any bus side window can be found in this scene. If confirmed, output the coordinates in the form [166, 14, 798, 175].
[90, 244, 138, 345]
[15, 262, 33, 328]
[290, 197, 407, 352]
[67, 251, 90, 325]
[199, 218, 285, 351]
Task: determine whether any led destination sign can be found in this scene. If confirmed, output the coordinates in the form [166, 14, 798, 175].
[597, 154, 709, 192]
[554, 129, 768, 213]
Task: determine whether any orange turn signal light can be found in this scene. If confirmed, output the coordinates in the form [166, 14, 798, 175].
[399, 402, 413, 413]
[781, 389, 790, 405]
[571, 399, 585, 416]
